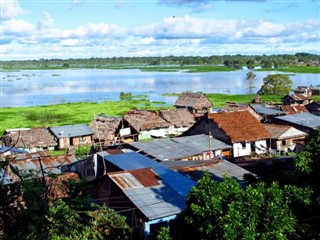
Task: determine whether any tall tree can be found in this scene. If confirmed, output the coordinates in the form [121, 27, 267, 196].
[257, 74, 292, 95]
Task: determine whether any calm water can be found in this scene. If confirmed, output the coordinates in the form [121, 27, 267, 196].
[1, 68, 319, 107]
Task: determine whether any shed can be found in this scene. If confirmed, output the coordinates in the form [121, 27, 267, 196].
[305, 101, 320, 116]
[49, 124, 95, 150]
[281, 94, 313, 105]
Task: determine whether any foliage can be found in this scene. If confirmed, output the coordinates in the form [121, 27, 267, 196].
[155, 227, 172, 240]
[257, 74, 292, 95]
[0, 161, 131, 240]
[245, 71, 256, 93]
[181, 172, 311, 240]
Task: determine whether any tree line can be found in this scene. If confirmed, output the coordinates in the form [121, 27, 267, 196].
[1, 53, 319, 69]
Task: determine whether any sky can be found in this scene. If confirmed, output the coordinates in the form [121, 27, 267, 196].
[1, 0, 319, 60]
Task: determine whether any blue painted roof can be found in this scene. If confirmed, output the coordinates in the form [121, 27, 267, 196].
[104, 152, 196, 197]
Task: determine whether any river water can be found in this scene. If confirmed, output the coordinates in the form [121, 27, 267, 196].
[1, 68, 319, 107]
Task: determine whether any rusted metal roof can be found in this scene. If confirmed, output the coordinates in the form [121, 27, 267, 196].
[290, 94, 312, 101]
[281, 105, 309, 115]
[263, 124, 308, 139]
[208, 111, 271, 143]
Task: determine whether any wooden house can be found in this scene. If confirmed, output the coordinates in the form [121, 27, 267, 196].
[182, 111, 271, 158]
[3, 127, 58, 153]
[159, 109, 195, 136]
[49, 124, 94, 150]
[281, 93, 313, 106]
[263, 124, 308, 154]
[310, 85, 320, 96]
[294, 86, 312, 96]
[305, 101, 320, 116]
[220, 102, 262, 122]
[174, 92, 213, 115]
[89, 114, 122, 145]
[122, 110, 171, 141]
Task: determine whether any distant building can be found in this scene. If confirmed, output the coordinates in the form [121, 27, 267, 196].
[174, 92, 213, 116]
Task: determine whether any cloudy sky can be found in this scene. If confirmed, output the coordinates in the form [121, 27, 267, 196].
[1, 0, 319, 60]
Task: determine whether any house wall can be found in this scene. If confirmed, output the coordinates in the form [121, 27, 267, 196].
[72, 135, 92, 146]
[58, 138, 70, 149]
[233, 142, 251, 158]
[254, 140, 268, 155]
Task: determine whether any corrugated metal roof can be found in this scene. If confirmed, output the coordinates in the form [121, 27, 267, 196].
[128, 134, 232, 161]
[9, 153, 78, 176]
[275, 112, 320, 129]
[281, 105, 309, 115]
[0, 146, 29, 155]
[161, 160, 251, 184]
[251, 104, 284, 116]
[263, 124, 308, 139]
[50, 124, 94, 138]
[104, 152, 196, 197]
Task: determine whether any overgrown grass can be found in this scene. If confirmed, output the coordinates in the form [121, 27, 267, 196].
[257, 66, 320, 74]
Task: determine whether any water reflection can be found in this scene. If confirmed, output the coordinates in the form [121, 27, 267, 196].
[1, 69, 319, 107]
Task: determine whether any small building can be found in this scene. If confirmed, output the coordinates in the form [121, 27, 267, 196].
[159, 109, 195, 136]
[89, 114, 122, 145]
[273, 112, 320, 135]
[305, 101, 320, 116]
[310, 85, 320, 96]
[95, 152, 196, 238]
[174, 92, 213, 115]
[49, 124, 95, 150]
[250, 104, 285, 123]
[294, 86, 312, 96]
[281, 93, 313, 106]
[3, 127, 58, 153]
[220, 102, 262, 122]
[263, 124, 308, 154]
[126, 134, 232, 161]
[280, 105, 309, 115]
[122, 109, 171, 141]
[182, 111, 271, 158]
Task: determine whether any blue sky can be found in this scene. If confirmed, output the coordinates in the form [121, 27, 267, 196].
[1, 0, 319, 60]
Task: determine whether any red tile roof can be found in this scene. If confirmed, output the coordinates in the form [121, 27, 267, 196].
[208, 111, 270, 143]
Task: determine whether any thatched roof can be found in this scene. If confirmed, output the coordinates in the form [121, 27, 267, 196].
[174, 92, 213, 109]
[6, 128, 57, 148]
[208, 111, 270, 143]
[123, 110, 171, 131]
[160, 109, 195, 128]
[89, 115, 122, 142]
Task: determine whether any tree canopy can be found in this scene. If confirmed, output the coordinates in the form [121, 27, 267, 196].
[257, 74, 292, 95]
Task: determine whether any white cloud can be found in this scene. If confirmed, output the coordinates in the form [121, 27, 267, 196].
[1, 19, 35, 36]
[1, 0, 28, 19]
[37, 12, 55, 31]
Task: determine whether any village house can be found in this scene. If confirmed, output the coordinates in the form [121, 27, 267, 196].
[294, 86, 312, 96]
[263, 124, 308, 154]
[122, 109, 171, 141]
[49, 124, 95, 150]
[273, 112, 320, 135]
[126, 134, 232, 161]
[306, 101, 320, 116]
[182, 111, 271, 158]
[220, 102, 263, 122]
[250, 104, 285, 123]
[86, 152, 196, 238]
[174, 92, 213, 116]
[159, 108, 195, 136]
[281, 93, 313, 106]
[89, 114, 123, 145]
[2, 127, 58, 153]
[310, 85, 320, 96]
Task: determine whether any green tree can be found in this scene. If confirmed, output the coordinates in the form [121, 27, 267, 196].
[257, 74, 292, 95]
[181, 172, 311, 240]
